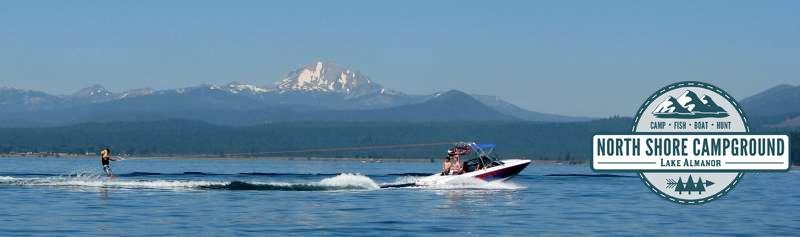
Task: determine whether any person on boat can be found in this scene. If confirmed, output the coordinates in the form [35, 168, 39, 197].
[441, 156, 452, 175]
[448, 149, 464, 175]
[100, 148, 119, 178]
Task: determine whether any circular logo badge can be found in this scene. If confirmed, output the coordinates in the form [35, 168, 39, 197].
[633, 82, 747, 204]
[593, 81, 790, 205]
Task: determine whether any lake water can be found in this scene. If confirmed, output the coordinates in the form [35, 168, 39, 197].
[0, 157, 797, 236]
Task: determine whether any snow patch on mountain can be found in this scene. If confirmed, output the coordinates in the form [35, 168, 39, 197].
[224, 82, 272, 94]
[69, 85, 118, 103]
[73, 85, 113, 98]
[118, 88, 154, 99]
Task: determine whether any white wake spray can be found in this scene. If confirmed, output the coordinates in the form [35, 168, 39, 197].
[0, 172, 224, 190]
[0, 173, 382, 191]
[317, 173, 380, 190]
[423, 176, 524, 190]
[0, 172, 522, 191]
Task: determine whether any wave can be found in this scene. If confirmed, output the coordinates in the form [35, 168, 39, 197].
[0, 171, 438, 179]
[0, 177, 220, 190]
[422, 176, 524, 190]
[199, 173, 380, 191]
[183, 172, 218, 175]
[392, 175, 425, 184]
[237, 172, 341, 177]
[0, 172, 200, 178]
[0, 172, 341, 178]
[545, 174, 637, 178]
[378, 175, 526, 190]
[318, 173, 380, 189]
[0, 172, 59, 177]
[0, 172, 219, 189]
[388, 173, 434, 177]
[121, 172, 224, 177]
[125, 172, 162, 176]
[201, 181, 367, 191]
[0, 172, 524, 191]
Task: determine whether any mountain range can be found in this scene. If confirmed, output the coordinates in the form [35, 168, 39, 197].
[0, 61, 589, 127]
[2, 61, 796, 128]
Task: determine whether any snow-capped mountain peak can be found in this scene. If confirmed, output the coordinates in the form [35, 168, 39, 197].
[276, 61, 383, 97]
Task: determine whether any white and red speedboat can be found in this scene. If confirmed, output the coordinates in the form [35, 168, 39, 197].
[415, 142, 531, 186]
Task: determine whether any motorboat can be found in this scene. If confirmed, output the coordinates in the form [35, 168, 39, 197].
[415, 142, 531, 186]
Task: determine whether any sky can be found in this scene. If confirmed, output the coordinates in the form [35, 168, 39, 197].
[1, 1, 798, 117]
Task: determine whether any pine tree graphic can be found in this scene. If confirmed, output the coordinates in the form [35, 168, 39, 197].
[674, 177, 685, 194]
[696, 177, 706, 194]
[666, 175, 714, 195]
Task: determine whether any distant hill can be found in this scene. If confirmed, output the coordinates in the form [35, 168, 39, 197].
[296, 90, 518, 122]
[473, 95, 592, 122]
[740, 84, 800, 128]
[741, 84, 800, 116]
[0, 87, 63, 112]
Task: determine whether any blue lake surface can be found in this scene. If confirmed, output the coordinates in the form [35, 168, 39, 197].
[0, 157, 797, 236]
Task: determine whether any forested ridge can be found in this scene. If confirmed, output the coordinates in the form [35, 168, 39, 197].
[0, 118, 797, 164]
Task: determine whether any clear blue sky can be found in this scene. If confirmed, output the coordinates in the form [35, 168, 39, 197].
[1, 1, 798, 117]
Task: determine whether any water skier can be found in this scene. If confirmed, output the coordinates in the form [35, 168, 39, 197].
[100, 148, 119, 178]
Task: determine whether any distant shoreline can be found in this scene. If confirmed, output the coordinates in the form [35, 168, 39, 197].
[2, 154, 796, 168]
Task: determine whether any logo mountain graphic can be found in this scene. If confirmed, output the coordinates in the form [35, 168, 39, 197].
[652, 90, 729, 118]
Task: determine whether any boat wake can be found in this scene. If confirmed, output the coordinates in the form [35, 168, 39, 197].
[379, 175, 524, 190]
[200, 173, 380, 191]
[0, 173, 220, 190]
[421, 176, 524, 190]
[0, 172, 522, 191]
[0, 173, 381, 192]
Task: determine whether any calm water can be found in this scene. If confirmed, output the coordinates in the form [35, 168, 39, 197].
[0, 157, 797, 236]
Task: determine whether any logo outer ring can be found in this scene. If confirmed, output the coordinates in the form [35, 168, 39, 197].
[633, 81, 749, 205]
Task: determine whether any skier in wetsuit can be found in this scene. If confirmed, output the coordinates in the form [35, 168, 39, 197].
[100, 148, 118, 178]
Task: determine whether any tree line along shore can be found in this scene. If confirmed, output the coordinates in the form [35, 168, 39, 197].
[0, 119, 797, 165]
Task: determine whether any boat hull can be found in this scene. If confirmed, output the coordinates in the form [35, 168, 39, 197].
[415, 159, 531, 186]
